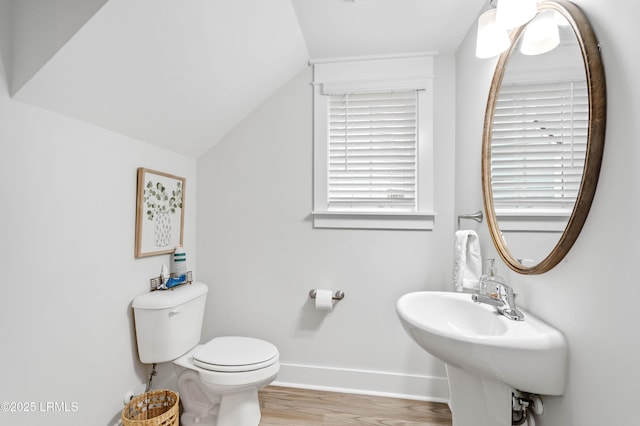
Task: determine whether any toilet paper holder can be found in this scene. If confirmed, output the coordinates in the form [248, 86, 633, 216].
[309, 289, 345, 300]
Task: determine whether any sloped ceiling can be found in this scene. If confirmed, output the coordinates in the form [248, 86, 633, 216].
[293, 0, 485, 59]
[9, 0, 110, 95]
[9, 0, 484, 158]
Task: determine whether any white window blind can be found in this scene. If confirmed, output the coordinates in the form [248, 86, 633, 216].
[328, 90, 418, 211]
[491, 79, 588, 212]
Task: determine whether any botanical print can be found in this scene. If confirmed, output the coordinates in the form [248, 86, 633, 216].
[135, 168, 185, 258]
[144, 179, 183, 247]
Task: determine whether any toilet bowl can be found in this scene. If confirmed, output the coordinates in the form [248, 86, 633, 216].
[173, 336, 279, 426]
[131, 282, 279, 426]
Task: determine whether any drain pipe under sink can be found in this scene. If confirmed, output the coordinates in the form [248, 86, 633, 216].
[512, 391, 544, 425]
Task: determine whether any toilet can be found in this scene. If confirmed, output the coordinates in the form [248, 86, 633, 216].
[132, 282, 279, 426]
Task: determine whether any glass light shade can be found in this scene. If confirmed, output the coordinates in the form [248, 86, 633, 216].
[520, 11, 560, 55]
[496, 0, 537, 29]
[476, 9, 511, 59]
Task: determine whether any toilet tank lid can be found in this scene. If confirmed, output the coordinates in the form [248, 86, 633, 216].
[132, 282, 208, 310]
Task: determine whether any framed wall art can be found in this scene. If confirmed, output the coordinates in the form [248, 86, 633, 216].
[135, 167, 185, 258]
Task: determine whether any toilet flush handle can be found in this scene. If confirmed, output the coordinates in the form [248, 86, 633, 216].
[169, 309, 180, 316]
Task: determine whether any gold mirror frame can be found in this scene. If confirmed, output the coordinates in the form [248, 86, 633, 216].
[482, 0, 606, 274]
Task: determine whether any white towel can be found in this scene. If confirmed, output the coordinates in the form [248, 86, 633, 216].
[452, 230, 482, 292]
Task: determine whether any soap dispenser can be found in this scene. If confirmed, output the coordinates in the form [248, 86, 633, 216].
[479, 258, 506, 297]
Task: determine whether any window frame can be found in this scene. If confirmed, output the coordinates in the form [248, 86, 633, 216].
[311, 55, 436, 230]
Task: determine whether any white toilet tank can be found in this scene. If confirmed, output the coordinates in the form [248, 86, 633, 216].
[132, 282, 208, 364]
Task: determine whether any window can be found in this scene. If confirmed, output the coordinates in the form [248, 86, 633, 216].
[312, 56, 435, 230]
[328, 90, 418, 211]
[490, 78, 588, 231]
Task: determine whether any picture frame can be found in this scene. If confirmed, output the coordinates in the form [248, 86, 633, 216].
[135, 167, 186, 258]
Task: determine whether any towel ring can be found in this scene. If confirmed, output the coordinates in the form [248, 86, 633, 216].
[457, 211, 483, 230]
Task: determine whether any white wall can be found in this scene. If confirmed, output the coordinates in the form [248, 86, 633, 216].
[0, 5, 196, 423]
[455, 0, 640, 424]
[196, 56, 458, 400]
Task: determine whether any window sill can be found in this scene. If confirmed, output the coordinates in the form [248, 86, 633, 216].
[311, 211, 436, 230]
[495, 210, 570, 232]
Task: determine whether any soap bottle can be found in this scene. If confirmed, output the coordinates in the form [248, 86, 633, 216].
[172, 245, 187, 278]
[479, 258, 506, 297]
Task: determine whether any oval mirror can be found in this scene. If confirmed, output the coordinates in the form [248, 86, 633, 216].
[482, 0, 606, 274]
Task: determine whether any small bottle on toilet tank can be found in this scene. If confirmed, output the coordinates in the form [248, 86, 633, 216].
[172, 245, 187, 277]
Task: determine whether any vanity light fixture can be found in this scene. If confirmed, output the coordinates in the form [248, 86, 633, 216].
[476, 8, 511, 58]
[520, 10, 560, 55]
[475, 0, 539, 59]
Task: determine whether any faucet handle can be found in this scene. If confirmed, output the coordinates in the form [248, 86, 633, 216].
[499, 282, 513, 294]
[499, 282, 516, 298]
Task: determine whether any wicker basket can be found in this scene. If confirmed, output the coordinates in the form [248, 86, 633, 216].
[121, 389, 179, 426]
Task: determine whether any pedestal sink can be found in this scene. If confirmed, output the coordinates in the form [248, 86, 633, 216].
[396, 291, 567, 426]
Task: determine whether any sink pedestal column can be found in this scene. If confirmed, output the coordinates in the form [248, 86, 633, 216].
[446, 364, 512, 426]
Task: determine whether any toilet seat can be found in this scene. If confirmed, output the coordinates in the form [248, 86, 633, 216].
[193, 336, 279, 372]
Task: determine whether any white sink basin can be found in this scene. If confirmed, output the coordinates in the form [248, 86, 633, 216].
[396, 291, 567, 395]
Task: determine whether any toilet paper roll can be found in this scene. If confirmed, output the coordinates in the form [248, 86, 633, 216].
[314, 289, 334, 312]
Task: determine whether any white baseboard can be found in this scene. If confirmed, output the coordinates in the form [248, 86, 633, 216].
[272, 362, 450, 403]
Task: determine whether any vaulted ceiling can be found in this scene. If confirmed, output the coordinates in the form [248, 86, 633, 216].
[5, 0, 485, 157]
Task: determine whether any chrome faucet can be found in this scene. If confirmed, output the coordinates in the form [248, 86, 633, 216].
[472, 281, 524, 321]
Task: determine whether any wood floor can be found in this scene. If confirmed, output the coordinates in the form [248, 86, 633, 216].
[258, 386, 452, 425]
